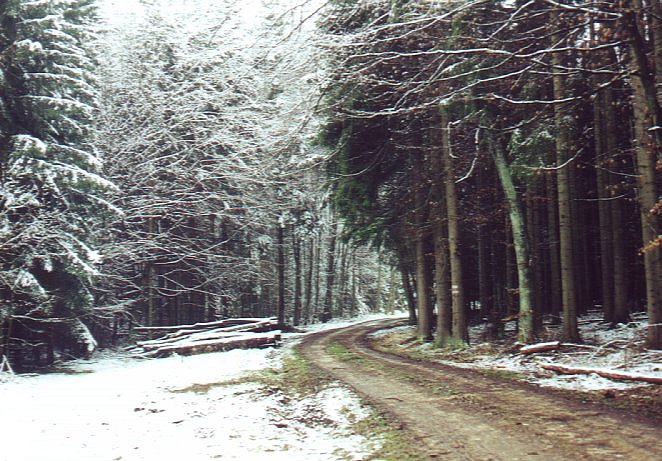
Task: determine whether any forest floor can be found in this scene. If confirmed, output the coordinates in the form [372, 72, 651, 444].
[300, 318, 662, 460]
[369, 310, 662, 419]
[0, 314, 395, 461]
[1, 313, 660, 461]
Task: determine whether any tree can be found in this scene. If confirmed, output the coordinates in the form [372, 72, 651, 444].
[0, 0, 113, 368]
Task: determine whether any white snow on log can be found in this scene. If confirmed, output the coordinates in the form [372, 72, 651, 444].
[142, 331, 282, 358]
[519, 341, 561, 354]
[134, 317, 277, 333]
[129, 318, 282, 357]
[539, 362, 662, 385]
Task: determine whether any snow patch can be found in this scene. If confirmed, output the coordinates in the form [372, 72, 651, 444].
[377, 311, 661, 392]
[0, 329, 377, 461]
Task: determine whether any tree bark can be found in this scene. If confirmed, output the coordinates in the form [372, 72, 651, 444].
[603, 86, 629, 325]
[292, 231, 302, 326]
[145, 217, 158, 336]
[388, 265, 397, 314]
[430, 123, 451, 345]
[276, 223, 286, 327]
[303, 239, 314, 324]
[337, 243, 349, 316]
[412, 153, 433, 341]
[321, 221, 338, 323]
[545, 167, 562, 324]
[441, 109, 467, 344]
[632, 64, 662, 348]
[551, 17, 580, 342]
[398, 249, 417, 325]
[528, 182, 545, 332]
[487, 130, 535, 343]
[593, 81, 615, 322]
[625, 2, 662, 348]
[478, 222, 492, 324]
[376, 247, 383, 312]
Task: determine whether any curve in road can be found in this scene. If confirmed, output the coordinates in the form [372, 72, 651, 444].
[298, 318, 661, 461]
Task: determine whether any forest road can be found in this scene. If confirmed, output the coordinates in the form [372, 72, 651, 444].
[297, 318, 661, 461]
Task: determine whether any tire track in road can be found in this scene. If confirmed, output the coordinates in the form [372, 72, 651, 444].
[298, 318, 661, 461]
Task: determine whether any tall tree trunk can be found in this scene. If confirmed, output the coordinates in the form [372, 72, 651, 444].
[276, 223, 286, 327]
[313, 232, 322, 317]
[594, 82, 615, 322]
[376, 247, 383, 312]
[351, 251, 358, 315]
[655, 0, 662, 105]
[336, 243, 348, 317]
[321, 222, 338, 323]
[430, 123, 451, 345]
[397, 247, 417, 325]
[388, 265, 397, 314]
[478, 222, 492, 324]
[145, 217, 157, 336]
[292, 231, 302, 326]
[487, 131, 535, 342]
[412, 154, 433, 341]
[528, 182, 545, 332]
[603, 86, 629, 324]
[625, 1, 662, 348]
[552, 18, 580, 342]
[632, 60, 662, 348]
[441, 109, 467, 344]
[303, 239, 315, 324]
[545, 168, 562, 324]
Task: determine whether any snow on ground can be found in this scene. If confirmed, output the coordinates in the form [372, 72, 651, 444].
[372, 310, 662, 392]
[291, 310, 407, 335]
[0, 314, 396, 461]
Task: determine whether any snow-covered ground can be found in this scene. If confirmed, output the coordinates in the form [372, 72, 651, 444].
[371, 311, 662, 392]
[0, 313, 403, 461]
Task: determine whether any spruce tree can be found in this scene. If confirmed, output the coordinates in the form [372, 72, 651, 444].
[0, 0, 112, 367]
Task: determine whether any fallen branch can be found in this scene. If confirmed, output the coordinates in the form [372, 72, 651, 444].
[539, 362, 662, 385]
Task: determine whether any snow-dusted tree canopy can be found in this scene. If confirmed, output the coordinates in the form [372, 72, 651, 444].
[1, 0, 112, 363]
[2, 0, 660, 370]
[0, 0, 391, 370]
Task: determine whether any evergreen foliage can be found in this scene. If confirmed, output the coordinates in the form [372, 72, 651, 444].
[0, 0, 112, 367]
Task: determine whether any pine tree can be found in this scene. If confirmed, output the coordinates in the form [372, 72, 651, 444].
[0, 0, 113, 367]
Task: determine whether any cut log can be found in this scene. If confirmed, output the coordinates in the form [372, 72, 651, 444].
[519, 342, 598, 355]
[539, 362, 662, 385]
[132, 319, 279, 350]
[166, 318, 277, 339]
[134, 317, 277, 334]
[141, 331, 282, 358]
[129, 317, 281, 358]
[519, 341, 561, 354]
[135, 332, 247, 352]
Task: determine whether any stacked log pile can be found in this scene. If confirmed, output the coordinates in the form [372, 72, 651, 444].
[128, 317, 281, 358]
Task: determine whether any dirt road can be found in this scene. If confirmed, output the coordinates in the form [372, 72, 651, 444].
[298, 319, 661, 460]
